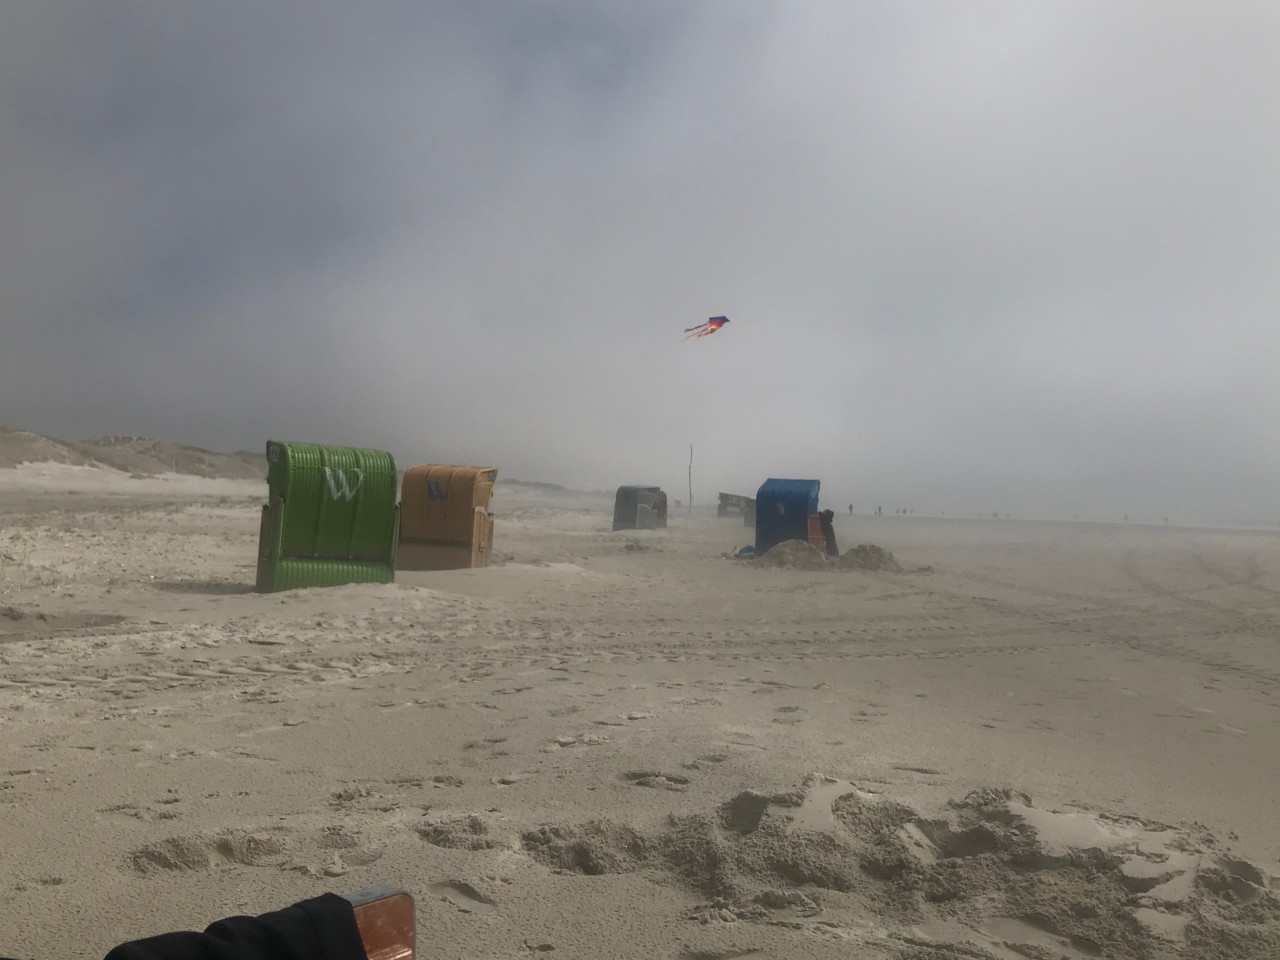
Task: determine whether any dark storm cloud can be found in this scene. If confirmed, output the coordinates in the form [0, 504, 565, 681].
[2, 2, 1277, 523]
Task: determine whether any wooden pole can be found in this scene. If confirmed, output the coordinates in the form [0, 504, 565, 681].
[688, 444, 693, 516]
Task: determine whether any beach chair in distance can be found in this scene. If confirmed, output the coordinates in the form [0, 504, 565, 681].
[344, 887, 415, 960]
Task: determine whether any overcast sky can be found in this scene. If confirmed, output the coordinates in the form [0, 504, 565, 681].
[2, 1, 1277, 522]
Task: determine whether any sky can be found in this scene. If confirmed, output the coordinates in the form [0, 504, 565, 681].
[2, 1, 1277, 523]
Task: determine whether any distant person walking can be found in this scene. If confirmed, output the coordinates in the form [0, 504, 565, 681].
[848, 504, 853, 516]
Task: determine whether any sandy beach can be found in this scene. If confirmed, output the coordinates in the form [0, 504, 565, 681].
[2, 468, 1278, 959]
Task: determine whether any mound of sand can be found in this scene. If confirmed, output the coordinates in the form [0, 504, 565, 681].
[755, 540, 914, 574]
[838, 544, 904, 572]
[416, 814, 505, 851]
[521, 775, 1280, 959]
[755, 539, 831, 569]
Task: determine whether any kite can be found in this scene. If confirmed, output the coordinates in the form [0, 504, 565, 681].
[684, 316, 730, 341]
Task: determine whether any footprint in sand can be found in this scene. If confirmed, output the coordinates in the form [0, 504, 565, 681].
[128, 831, 287, 875]
[492, 769, 538, 786]
[425, 881, 497, 916]
[623, 770, 690, 792]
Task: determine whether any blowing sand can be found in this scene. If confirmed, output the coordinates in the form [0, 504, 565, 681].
[1, 468, 1278, 959]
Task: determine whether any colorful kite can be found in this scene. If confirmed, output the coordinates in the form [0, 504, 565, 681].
[684, 316, 730, 341]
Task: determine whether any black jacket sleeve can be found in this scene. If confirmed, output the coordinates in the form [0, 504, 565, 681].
[101, 893, 367, 960]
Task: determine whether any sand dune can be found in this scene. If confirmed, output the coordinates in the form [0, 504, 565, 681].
[1, 472, 1278, 958]
[0, 425, 265, 479]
